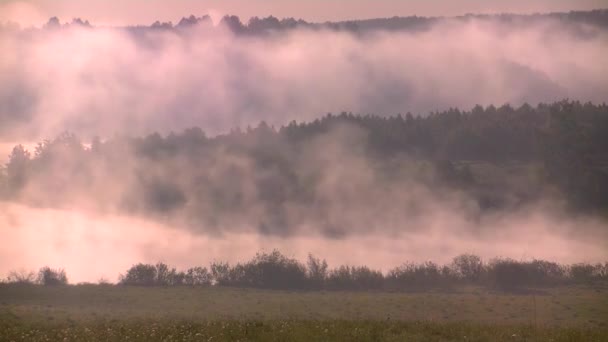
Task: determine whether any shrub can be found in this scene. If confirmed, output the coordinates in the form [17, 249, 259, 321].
[210, 261, 232, 286]
[570, 263, 597, 283]
[451, 254, 483, 282]
[307, 254, 328, 289]
[37, 267, 68, 286]
[6, 270, 37, 284]
[120, 263, 157, 286]
[185, 267, 212, 286]
[234, 250, 308, 290]
[486, 259, 530, 290]
[115, 251, 607, 291]
[386, 261, 453, 290]
[6, 270, 36, 284]
[327, 265, 384, 291]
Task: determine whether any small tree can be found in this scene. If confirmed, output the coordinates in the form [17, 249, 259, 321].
[210, 261, 232, 286]
[185, 267, 212, 286]
[120, 263, 157, 286]
[37, 267, 68, 286]
[238, 250, 308, 290]
[155, 262, 178, 286]
[452, 254, 483, 282]
[307, 254, 328, 289]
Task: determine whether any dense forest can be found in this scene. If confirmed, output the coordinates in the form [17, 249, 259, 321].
[4, 250, 607, 291]
[1, 101, 608, 236]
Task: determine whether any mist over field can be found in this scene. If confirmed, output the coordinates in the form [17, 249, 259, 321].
[1, 11, 608, 283]
[1, 201, 607, 283]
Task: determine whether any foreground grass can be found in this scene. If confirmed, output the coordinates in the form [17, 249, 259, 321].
[1, 319, 607, 342]
[0, 284, 606, 341]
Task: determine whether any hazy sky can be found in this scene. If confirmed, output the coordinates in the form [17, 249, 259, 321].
[1, 0, 607, 26]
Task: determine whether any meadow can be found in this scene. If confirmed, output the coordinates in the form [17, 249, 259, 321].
[0, 284, 606, 341]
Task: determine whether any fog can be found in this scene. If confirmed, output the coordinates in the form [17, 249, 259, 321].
[1, 14, 608, 283]
[1, 17, 607, 141]
[1, 122, 607, 282]
[1, 202, 606, 283]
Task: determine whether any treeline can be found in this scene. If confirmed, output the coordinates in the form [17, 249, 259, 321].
[118, 251, 608, 291]
[2, 9, 608, 34]
[4, 251, 607, 292]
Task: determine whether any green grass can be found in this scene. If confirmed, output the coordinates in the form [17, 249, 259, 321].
[1, 284, 607, 341]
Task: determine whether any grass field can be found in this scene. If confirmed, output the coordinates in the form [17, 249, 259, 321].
[1, 284, 607, 341]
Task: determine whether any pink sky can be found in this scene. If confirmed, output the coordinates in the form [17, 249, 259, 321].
[1, 0, 607, 26]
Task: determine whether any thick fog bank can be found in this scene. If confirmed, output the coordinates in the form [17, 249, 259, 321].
[1, 17, 607, 140]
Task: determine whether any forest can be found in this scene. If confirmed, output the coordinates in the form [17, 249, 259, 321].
[1, 101, 607, 237]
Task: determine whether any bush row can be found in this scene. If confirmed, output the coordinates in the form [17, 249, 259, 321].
[4, 251, 607, 291]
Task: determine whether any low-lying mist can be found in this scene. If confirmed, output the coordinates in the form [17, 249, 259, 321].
[1, 14, 607, 140]
[2, 104, 608, 282]
[1, 201, 606, 283]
